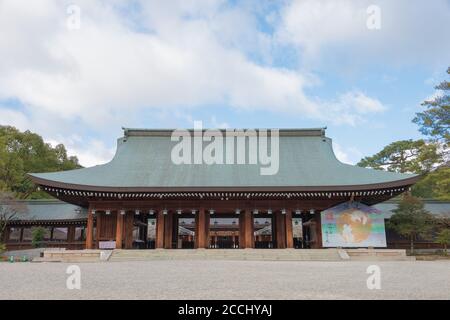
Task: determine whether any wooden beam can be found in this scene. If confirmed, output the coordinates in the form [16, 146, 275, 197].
[3, 226, 10, 244]
[155, 210, 164, 248]
[85, 208, 94, 249]
[195, 208, 207, 248]
[68, 225, 75, 245]
[95, 212, 101, 249]
[115, 211, 124, 249]
[124, 212, 134, 249]
[239, 209, 254, 248]
[246, 209, 254, 248]
[315, 210, 323, 248]
[275, 211, 286, 248]
[88, 198, 367, 212]
[285, 209, 293, 248]
[238, 212, 244, 248]
[164, 211, 173, 249]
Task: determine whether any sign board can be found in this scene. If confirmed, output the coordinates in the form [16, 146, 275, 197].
[321, 202, 386, 248]
[99, 241, 116, 249]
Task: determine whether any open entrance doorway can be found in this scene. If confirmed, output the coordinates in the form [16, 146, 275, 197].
[145, 217, 156, 249]
[292, 215, 315, 249]
[175, 217, 196, 248]
[292, 217, 305, 248]
[254, 217, 274, 248]
[177, 217, 196, 248]
[209, 216, 239, 248]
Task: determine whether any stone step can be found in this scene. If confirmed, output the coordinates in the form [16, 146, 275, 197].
[109, 249, 343, 261]
[345, 249, 411, 261]
[30, 249, 411, 262]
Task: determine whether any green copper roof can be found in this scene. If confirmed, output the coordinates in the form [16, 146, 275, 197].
[5, 200, 86, 222]
[29, 128, 418, 190]
[375, 199, 450, 218]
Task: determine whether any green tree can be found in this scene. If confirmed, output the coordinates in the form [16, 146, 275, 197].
[413, 67, 450, 148]
[412, 167, 450, 200]
[387, 195, 434, 254]
[0, 192, 27, 243]
[0, 126, 82, 199]
[31, 227, 47, 248]
[357, 139, 442, 174]
[436, 229, 450, 255]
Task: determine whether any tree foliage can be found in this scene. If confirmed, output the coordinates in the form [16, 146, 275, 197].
[31, 226, 47, 248]
[358, 67, 450, 199]
[413, 67, 450, 147]
[357, 139, 442, 174]
[412, 167, 450, 200]
[387, 195, 434, 253]
[436, 229, 450, 255]
[0, 192, 27, 242]
[0, 126, 81, 199]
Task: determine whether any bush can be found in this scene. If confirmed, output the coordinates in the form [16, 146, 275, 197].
[32, 227, 47, 248]
[0, 243, 6, 254]
[436, 229, 450, 255]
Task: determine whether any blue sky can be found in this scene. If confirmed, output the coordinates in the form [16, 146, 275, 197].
[0, 0, 449, 166]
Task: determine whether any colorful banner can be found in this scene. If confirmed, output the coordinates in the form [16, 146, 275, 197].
[321, 202, 386, 248]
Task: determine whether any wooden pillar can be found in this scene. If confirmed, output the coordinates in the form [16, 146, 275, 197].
[115, 210, 124, 249]
[3, 226, 10, 244]
[239, 209, 254, 248]
[86, 208, 94, 249]
[239, 211, 245, 248]
[124, 212, 134, 249]
[155, 210, 164, 248]
[285, 210, 294, 248]
[315, 211, 323, 249]
[68, 226, 75, 249]
[239, 213, 245, 248]
[164, 211, 173, 249]
[95, 212, 102, 249]
[195, 208, 207, 248]
[275, 211, 286, 248]
[205, 211, 210, 248]
[246, 209, 254, 248]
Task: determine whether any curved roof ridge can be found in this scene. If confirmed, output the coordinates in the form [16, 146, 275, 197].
[123, 127, 327, 137]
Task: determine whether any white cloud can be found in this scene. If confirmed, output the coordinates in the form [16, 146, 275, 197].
[276, 0, 450, 68]
[52, 139, 114, 167]
[277, 0, 366, 57]
[0, 108, 31, 131]
[424, 90, 444, 103]
[333, 142, 364, 165]
[0, 108, 115, 167]
[7, 0, 444, 166]
[0, 0, 385, 125]
[210, 116, 229, 129]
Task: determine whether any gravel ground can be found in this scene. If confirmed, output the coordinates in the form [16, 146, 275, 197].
[0, 260, 449, 300]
